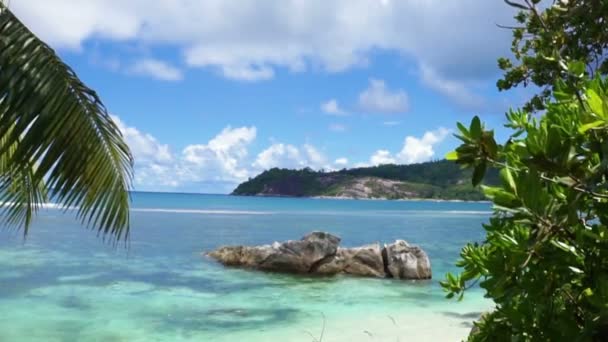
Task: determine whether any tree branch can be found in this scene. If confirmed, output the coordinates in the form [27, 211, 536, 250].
[496, 23, 526, 30]
[504, 0, 531, 10]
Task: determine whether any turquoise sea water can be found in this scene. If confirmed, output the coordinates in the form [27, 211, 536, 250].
[0, 193, 493, 341]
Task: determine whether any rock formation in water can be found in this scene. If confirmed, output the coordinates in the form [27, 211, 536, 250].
[206, 232, 432, 280]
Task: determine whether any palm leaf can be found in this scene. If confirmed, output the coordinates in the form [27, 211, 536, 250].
[0, 3, 133, 240]
[0, 123, 48, 235]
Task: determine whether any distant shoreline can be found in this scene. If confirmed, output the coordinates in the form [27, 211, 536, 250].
[313, 195, 491, 203]
[231, 193, 491, 203]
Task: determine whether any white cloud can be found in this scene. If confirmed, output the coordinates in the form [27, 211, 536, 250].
[253, 143, 328, 171]
[129, 58, 183, 81]
[419, 63, 485, 111]
[365, 127, 450, 166]
[253, 144, 302, 170]
[181, 126, 257, 182]
[111, 117, 342, 191]
[112, 115, 172, 165]
[303, 144, 327, 167]
[112, 115, 177, 188]
[11, 0, 141, 50]
[328, 123, 347, 132]
[12, 0, 514, 88]
[358, 79, 409, 113]
[334, 158, 349, 167]
[370, 150, 396, 165]
[111, 115, 256, 192]
[396, 127, 450, 164]
[321, 99, 347, 116]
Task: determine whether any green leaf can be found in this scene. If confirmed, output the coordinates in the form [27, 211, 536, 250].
[482, 131, 498, 158]
[498, 233, 518, 247]
[550, 240, 580, 258]
[586, 89, 605, 118]
[546, 126, 563, 158]
[482, 186, 519, 206]
[445, 151, 459, 161]
[500, 168, 517, 194]
[472, 163, 487, 186]
[568, 266, 584, 274]
[553, 90, 572, 102]
[470, 116, 482, 140]
[578, 120, 605, 133]
[567, 60, 586, 77]
[456, 122, 469, 137]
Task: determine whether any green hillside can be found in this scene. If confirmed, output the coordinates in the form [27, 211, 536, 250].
[232, 160, 498, 201]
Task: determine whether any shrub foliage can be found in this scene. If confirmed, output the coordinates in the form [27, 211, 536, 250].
[442, 0, 608, 340]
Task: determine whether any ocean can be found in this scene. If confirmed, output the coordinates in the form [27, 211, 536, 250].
[0, 192, 493, 341]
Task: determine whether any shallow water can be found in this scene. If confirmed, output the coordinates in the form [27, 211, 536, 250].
[0, 193, 492, 341]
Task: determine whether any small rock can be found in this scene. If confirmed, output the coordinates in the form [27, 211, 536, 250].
[383, 240, 432, 279]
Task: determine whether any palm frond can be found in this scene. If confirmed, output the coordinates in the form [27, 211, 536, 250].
[0, 123, 48, 235]
[0, 3, 133, 240]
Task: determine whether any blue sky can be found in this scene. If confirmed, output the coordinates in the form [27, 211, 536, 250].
[13, 0, 529, 193]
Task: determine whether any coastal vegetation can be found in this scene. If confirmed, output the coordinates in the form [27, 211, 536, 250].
[0, 3, 133, 240]
[232, 160, 499, 201]
[442, 0, 608, 340]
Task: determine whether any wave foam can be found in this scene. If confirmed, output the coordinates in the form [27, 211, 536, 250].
[442, 210, 492, 215]
[2, 202, 273, 215]
[3, 203, 489, 216]
[131, 208, 273, 215]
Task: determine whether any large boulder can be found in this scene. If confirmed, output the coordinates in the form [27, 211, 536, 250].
[343, 243, 385, 277]
[314, 243, 386, 277]
[207, 232, 341, 274]
[206, 232, 431, 280]
[383, 240, 432, 279]
[258, 232, 341, 273]
[314, 243, 385, 277]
